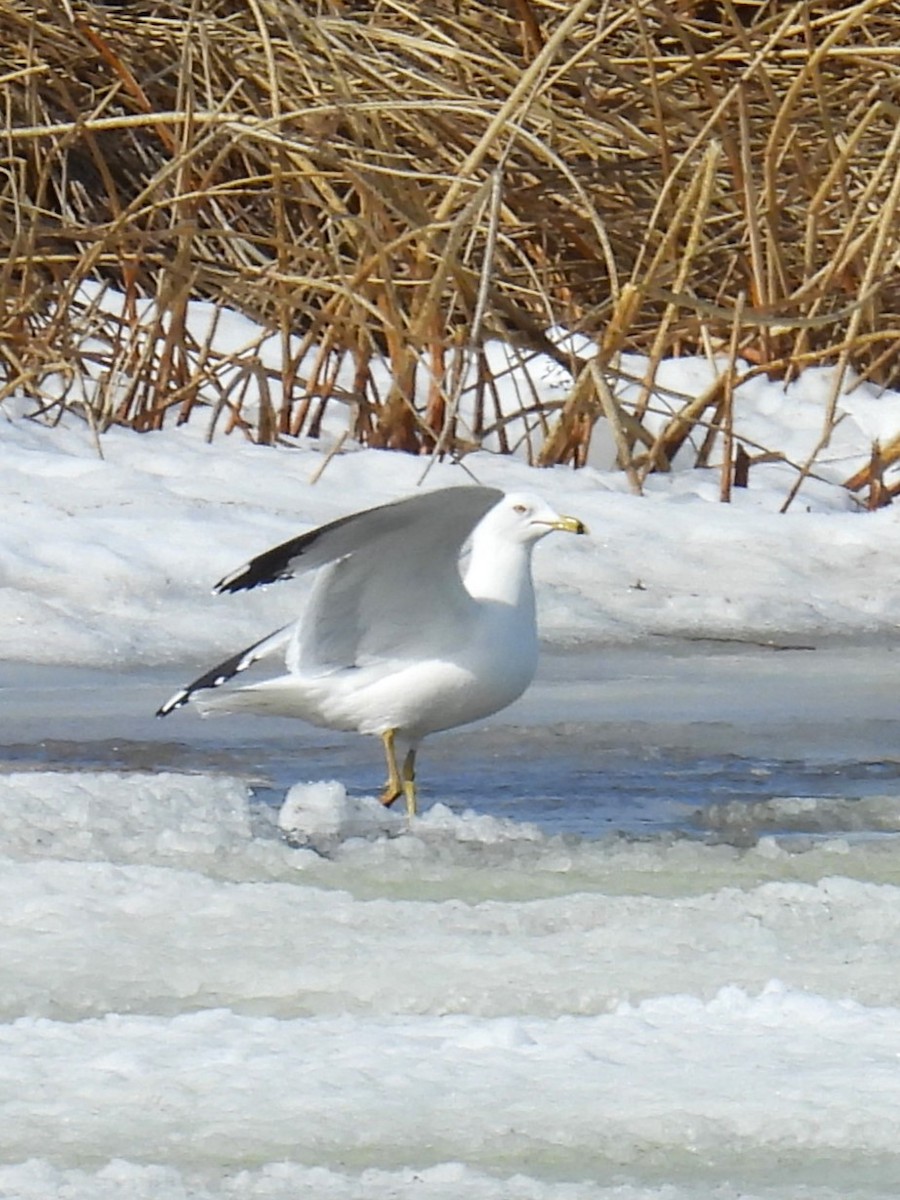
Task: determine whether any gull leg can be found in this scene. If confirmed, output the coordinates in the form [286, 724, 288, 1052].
[379, 729, 403, 807]
[401, 748, 417, 818]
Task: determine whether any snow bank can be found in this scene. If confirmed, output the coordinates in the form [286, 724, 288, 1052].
[4, 347, 900, 672]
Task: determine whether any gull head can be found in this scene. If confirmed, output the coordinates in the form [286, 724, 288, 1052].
[483, 491, 588, 545]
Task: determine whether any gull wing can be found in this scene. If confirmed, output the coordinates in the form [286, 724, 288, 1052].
[157, 486, 504, 714]
[215, 485, 502, 596]
[155, 623, 293, 716]
[285, 486, 503, 672]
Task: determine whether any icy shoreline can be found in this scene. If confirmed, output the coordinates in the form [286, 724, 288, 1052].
[3, 764, 900, 1198]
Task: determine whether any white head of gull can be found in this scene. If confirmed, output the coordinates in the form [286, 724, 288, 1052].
[157, 486, 586, 815]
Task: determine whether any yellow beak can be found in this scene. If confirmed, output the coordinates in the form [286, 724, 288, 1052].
[552, 514, 588, 536]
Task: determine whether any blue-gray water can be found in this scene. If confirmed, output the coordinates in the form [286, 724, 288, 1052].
[3, 638, 899, 841]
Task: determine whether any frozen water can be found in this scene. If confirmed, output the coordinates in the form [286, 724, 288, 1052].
[6, 324, 900, 1195]
[4, 746, 900, 1197]
[4, 654, 900, 1196]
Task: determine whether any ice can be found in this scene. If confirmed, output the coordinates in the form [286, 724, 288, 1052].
[7, 304, 900, 1196]
[4, 772, 900, 1193]
[277, 779, 405, 848]
[697, 792, 900, 838]
[3, 773, 900, 1040]
[2, 986, 900, 1186]
[2, 1163, 888, 1200]
[0, 771, 292, 879]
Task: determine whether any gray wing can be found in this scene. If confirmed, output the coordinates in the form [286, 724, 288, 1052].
[156, 486, 502, 715]
[215, 485, 502, 595]
[278, 486, 503, 672]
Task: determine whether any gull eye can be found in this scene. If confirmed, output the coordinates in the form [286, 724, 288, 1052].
[513, 503, 528, 514]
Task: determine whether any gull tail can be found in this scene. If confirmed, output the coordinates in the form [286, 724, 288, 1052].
[191, 674, 324, 719]
[155, 624, 293, 717]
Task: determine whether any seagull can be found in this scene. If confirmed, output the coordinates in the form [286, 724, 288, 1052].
[156, 486, 586, 815]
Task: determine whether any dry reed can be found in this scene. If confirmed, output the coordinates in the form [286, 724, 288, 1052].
[2, 0, 900, 498]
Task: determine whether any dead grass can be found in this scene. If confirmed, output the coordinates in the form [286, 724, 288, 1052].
[3, 0, 900, 495]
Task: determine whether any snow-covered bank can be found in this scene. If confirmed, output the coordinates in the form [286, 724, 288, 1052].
[3, 385, 900, 673]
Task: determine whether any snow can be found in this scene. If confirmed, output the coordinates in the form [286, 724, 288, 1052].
[5, 985, 900, 1170]
[4, 773, 900, 1024]
[3, 771, 900, 1197]
[4, 299, 900, 1197]
[4, 323, 900, 671]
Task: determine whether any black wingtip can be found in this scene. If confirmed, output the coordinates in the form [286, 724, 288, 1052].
[155, 690, 190, 718]
[213, 561, 292, 595]
[154, 625, 291, 720]
[212, 572, 244, 596]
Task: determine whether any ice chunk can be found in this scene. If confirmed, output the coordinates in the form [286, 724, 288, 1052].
[0, 770, 299, 881]
[277, 780, 404, 849]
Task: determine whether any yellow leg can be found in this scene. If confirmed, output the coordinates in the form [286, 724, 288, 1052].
[379, 729, 403, 807]
[401, 748, 417, 818]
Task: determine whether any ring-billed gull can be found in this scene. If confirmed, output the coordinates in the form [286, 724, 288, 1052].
[157, 486, 586, 815]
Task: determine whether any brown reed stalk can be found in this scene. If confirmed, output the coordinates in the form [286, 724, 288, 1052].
[0, 0, 898, 501]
